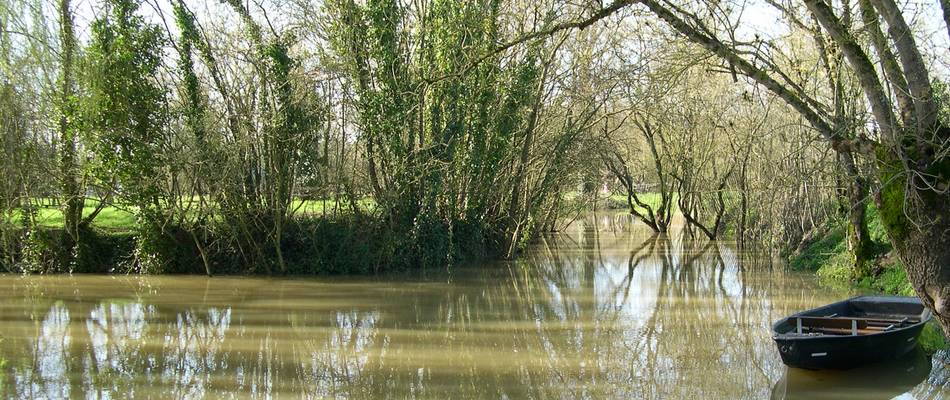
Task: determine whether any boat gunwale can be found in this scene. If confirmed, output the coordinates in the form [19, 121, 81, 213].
[771, 295, 932, 342]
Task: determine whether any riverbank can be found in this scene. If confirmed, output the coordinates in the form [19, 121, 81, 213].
[789, 205, 948, 353]
[1, 214, 496, 275]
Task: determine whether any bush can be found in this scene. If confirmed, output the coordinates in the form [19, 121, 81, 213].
[1, 212, 498, 275]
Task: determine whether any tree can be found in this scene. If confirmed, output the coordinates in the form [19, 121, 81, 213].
[85, 0, 169, 272]
[326, 0, 578, 265]
[563, 0, 950, 333]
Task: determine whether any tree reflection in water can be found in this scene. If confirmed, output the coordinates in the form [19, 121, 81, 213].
[0, 213, 946, 398]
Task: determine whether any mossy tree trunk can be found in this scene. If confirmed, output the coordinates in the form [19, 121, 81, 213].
[58, 0, 83, 266]
[846, 201, 872, 279]
[877, 156, 950, 335]
[840, 154, 873, 280]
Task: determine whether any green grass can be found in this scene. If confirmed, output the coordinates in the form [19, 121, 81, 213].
[793, 206, 909, 296]
[790, 205, 891, 272]
[4, 199, 136, 230]
[37, 204, 136, 229]
[920, 323, 949, 354]
[291, 198, 376, 215]
[790, 225, 846, 271]
[6, 197, 375, 230]
[606, 193, 679, 215]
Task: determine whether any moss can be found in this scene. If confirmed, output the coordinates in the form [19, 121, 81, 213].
[877, 174, 909, 240]
[865, 205, 889, 243]
[846, 217, 875, 279]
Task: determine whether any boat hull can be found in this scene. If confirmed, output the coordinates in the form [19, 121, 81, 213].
[772, 296, 931, 370]
[773, 321, 924, 369]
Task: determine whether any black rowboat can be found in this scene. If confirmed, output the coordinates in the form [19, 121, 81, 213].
[772, 295, 932, 370]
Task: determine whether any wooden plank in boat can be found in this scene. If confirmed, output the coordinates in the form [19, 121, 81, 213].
[801, 326, 881, 336]
[799, 316, 915, 326]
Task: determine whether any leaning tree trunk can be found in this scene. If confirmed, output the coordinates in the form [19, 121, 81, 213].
[878, 165, 950, 336]
[886, 197, 950, 334]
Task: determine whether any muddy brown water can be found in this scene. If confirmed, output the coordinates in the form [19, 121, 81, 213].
[0, 213, 947, 399]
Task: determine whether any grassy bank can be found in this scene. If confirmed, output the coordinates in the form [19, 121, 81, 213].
[789, 205, 948, 353]
[1, 206, 493, 275]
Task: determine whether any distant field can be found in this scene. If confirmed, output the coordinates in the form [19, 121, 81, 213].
[8, 193, 688, 230]
[607, 193, 679, 215]
[5, 198, 376, 230]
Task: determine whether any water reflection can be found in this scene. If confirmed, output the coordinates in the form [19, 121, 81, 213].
[771, 348, 931, 400]
[0, 213, 944, 398]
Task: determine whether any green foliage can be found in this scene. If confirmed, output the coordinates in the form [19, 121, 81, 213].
[920, 323, 949, 354]
[57, 0, 83, 251]
[795, 205, 910, 293]
[1, 215, 437, 275]
[856, 262, 915, 296]
[85, 0, 168, 211]
[85, 0, 170, 271]
[210, 0, 327, 273]
[790, 204, 892, 273]
[326, 0, 559, 267]
[813, 252, 855, 292]
[172, 0, 207, 147]
[1, 225, 134, 274]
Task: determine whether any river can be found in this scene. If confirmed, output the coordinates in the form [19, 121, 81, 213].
[0, 213, 946, 399]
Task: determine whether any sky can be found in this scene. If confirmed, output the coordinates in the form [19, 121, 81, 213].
[11, 0, 950, 83]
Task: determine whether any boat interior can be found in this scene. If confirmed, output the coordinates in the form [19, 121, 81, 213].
[775, 297, 929, 337]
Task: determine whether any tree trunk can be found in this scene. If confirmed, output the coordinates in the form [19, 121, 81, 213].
[846, 197, 872, 279]
[59, 0, 82, 256]
[879, 181, 950, 336]
[838, 153, 874, 279]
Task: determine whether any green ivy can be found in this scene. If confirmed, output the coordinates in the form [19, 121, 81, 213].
[85, 0, 169, 271]
[326, 0, 547, 267]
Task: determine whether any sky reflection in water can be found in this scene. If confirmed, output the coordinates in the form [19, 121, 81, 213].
[0, 213, 947, 399]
